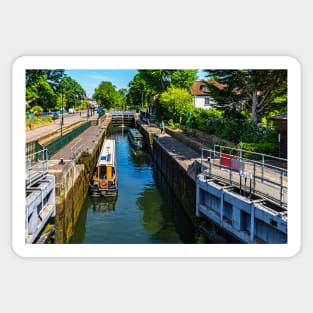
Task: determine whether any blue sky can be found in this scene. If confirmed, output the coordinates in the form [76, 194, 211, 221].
[65, 69, 138, 97]
[65, 69, 207, 97]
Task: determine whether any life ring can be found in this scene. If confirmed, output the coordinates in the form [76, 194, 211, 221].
[99, 179, 108, 189]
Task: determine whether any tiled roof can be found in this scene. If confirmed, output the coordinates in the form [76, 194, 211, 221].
[190, 81, 209, 96]
[190, 80, 227, 96]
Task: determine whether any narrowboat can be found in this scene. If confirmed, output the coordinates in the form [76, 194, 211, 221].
[128, 128, 144, 149]
[89, 139, 118, 197]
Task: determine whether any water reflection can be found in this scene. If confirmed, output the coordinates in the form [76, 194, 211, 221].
[136, 184, 181, 243]
[90, 196, 117, 213]
[70, 131, 191, 244]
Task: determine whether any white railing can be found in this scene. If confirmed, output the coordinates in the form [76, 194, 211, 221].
[200, 147, 288, 208]
[25, 149, 48, 186]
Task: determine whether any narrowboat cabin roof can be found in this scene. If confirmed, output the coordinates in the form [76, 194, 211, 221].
[129, 128, 143, 139]
[97, 139, 116, 167]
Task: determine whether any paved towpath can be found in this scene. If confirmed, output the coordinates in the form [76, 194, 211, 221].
[50, 116, 111, 161]
[26, 111, 93, 143]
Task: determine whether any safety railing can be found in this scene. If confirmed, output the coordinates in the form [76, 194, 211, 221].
[200, 147, 288, 208]
[25, 149, 49, 186]
[109, 110, 136, 118]
[26, 140, 44, 158]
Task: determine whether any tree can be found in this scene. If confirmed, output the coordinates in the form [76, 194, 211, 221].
[56, 93, 67, 110]
[26, 70, 65, 91]
[204, 70, 287, 123]
[157, 87, 193, 123]
[26, 70, 65, 111]
[57, 76, 86, 110]
[93, 81, 121, 110]
[127, 73, 150, 107]
[26, 75, 56, 110]
[118, 88, 128, 108]
[138, 70, 198, 93]
[171, 70, 198, 89]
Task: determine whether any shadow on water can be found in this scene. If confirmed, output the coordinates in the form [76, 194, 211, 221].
[153, 165, 196, 243]
[136, 184, 182, 243]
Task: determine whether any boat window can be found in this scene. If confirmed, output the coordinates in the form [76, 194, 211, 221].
[101, 154, 111, 162]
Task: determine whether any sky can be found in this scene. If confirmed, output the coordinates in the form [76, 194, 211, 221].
[64, 69, 138, 97]
[65, 69, 207, 97]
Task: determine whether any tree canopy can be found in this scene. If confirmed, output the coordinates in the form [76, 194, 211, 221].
[204, 69, 287, 123]
[126, 70, 198, 108]
[93, 81, 122, 109]
[138, 69, 198, 93]
[57, 76, 86, 110]
[126, 73, 150, 108]
[26, 70, 86, 111]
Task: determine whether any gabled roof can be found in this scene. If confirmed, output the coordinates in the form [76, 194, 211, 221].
[190, 81, 209, 96]
[190, 80, 227, 96]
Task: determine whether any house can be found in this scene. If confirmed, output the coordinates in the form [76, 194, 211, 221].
[190, 80, 217, 110]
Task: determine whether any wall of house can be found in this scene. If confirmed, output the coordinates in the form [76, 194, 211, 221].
[193, 96, 213, 110]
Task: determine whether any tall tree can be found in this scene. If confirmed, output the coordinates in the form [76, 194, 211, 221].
[127, 73, 150, 107]
[171, 70, 198, 89]
[118, 88, 128, 108]
[26, 69, 65, 110]
[204, 69, 287, 123]
[93, 81, 121, 109]
[57, 76, 86, 110]
[138, 70, 198, 93]
[26, 75, 56, 110]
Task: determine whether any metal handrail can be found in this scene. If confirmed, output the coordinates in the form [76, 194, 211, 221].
[213, 144, 288, 166]
[201, 148, 288, 208]
[25, 149, 48, 186]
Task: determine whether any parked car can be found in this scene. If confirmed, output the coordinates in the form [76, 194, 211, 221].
[40, 112, 59, 120]
[68, 108, 76, 114]
[55, 109, 67, 115]
[50, 113, 59, 120]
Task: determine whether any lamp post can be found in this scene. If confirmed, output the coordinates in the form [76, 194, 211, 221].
[61, 90, 64, 137]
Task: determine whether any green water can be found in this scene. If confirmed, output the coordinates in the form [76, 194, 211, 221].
[70, 131, 194, 244]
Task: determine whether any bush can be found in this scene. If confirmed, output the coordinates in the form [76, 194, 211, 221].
[31, 105, 43, 117]
[168, 119, 179, 129]
[240, 142, 279, 157]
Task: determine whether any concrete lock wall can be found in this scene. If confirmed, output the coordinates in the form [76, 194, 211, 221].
[51, 125, 109, 243]
[152, 138, 197, 225]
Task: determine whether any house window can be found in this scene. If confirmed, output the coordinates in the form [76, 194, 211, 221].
[204, 97, 211, 106]
[200, 85, 209, 92]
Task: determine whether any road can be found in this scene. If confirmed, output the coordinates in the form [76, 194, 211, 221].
[26, 111, 96, 142]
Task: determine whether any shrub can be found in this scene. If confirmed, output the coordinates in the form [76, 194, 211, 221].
[240, 142, 279, 157]
[168, 119, 177, 129]
[31, 105, 43, 117]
